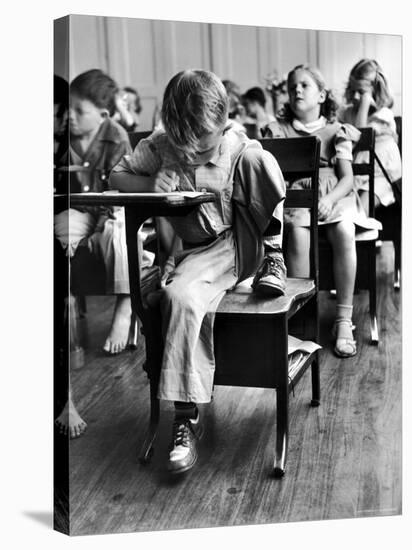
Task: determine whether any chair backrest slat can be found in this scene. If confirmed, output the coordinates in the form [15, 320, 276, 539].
[352, 165, 371, 177]
[260, 136, 320, 177]
[284, 189, 314, 208]
[352, 127, 375, 217]
[354, 126, 374, 152]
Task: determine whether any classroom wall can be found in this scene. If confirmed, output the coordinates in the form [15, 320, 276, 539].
[54, 15, 402, 130]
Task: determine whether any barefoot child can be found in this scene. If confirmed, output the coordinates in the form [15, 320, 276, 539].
[54, 76, 87, 439]
[54, 69, 134, 355]
[110, 69, 287, 474]
[263, 64, 380, 358]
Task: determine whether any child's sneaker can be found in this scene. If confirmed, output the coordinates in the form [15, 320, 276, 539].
[252, 248, 287, 296]
[167, 411, 203, 474]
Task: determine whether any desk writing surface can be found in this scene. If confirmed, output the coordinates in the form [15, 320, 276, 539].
[64, 191, 216, 208]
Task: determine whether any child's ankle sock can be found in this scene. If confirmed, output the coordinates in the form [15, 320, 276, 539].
[336, 303, 353, 320]
[263, 219, 283, 256]
[174, 401, 198, 420]
[335, 304, 353, 339]
[263, 238, 282, 255]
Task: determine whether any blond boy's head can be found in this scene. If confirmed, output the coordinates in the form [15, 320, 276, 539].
[161, 70, 228, 162]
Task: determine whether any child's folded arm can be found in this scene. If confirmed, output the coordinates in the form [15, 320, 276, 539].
[326, 158, 354, 203]
[109, 134, 165, 192]
[109, 168, 180, 193]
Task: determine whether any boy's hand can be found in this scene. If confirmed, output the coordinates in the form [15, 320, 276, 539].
[318, 196, 334, 221]
[153, 170, 179, 193]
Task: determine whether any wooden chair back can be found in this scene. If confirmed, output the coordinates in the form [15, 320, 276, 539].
[259, 136, 321, 285]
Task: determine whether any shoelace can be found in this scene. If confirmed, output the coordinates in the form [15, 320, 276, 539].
[261, 256, 284, 277]
[171, 420, 192, 448]
[253, 256, 283, 287]
[270, 256, 283, 274]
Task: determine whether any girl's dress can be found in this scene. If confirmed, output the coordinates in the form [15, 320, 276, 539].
[263, 116, 380, 232]
[339, 106, 401, 206]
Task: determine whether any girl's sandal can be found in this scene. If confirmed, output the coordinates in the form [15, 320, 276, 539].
[332, 318, 357, 358]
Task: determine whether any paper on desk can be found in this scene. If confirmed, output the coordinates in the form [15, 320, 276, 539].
[102, 190, 208, 198]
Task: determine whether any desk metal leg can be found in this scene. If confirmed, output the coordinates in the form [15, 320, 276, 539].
[311, 355, 320, 407]
[394, 238, 401, 291]
[273, 317, 289, 478]
[369, 246, 379, 345]
[309, 296, 320, 406]
[138, 376, 160, 464]
[124, 208, 162, 464]
[138, 311, 162, 464]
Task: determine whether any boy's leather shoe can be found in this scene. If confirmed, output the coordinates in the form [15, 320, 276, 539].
[167, 412, 203, 474]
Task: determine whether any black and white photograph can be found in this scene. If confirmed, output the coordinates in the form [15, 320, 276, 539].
[3, 0, 411, 548]
[53, 10, 403, 536]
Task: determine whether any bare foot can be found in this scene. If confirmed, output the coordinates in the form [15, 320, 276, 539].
[55, 395, 87, 439]
[103, 295, 132, 354]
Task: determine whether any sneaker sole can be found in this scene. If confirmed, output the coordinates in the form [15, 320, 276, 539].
[254, 282, 285, 296]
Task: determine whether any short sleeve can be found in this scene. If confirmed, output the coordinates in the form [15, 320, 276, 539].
[334, 123, 361, 162]
[111, 132, 163, 176]
[368, 107, 397, 137]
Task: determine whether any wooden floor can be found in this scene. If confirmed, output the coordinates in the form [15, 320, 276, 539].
[68, 242, 402, 536]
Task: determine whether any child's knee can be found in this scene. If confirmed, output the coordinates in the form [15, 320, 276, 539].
[288, 226, 310, 254]
[161, 280, 201, 313]
[359, 190, 380, 215]
[337, 220, 355, 238]
[328, 220, 355, 248]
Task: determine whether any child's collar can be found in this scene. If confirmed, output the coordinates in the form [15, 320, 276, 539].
[292, 116, 327, 133]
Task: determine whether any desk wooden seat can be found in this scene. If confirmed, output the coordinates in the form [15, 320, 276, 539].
[214, 277, 317, 395]
[217, 277, 315, 316]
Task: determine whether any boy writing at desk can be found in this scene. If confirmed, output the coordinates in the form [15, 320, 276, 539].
[110, 69, 286, 474]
